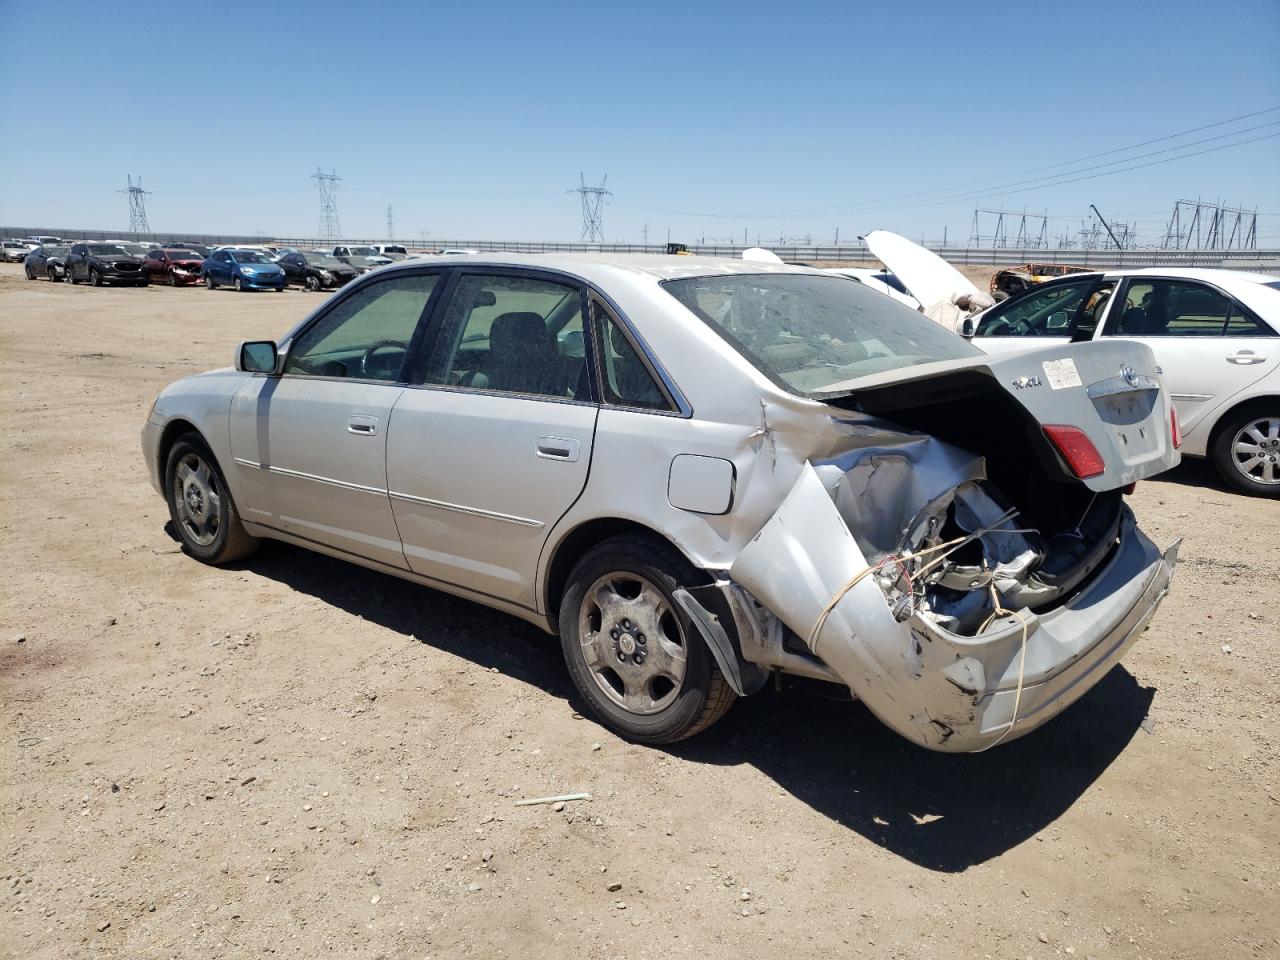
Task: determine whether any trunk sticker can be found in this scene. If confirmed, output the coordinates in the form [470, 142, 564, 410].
[1042, 358, 1083, 390]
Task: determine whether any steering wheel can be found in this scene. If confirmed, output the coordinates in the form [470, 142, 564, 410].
[360, 339, 408, 378]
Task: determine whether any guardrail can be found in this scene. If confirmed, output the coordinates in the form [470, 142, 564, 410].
[4, 226, 1277, 272]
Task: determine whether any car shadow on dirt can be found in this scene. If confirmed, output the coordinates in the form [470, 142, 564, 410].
[1146, 457, 1235, 495]
[227, 537, 1154, 874]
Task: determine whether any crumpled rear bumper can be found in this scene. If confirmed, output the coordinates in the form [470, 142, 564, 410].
[729, 464, 1178, 753]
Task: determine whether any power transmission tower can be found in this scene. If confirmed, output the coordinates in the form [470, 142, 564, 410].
[386, 205, 394, 240]
[569, 173, 611, 242]
[120, 175, 151, 234]
[1163, 198, 1256, 249]
[311, 167, 342, 240]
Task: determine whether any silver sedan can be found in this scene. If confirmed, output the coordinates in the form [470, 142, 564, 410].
[143, 253, 1181, 751]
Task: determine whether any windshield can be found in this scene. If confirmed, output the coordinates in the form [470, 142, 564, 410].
[230, 250, 270, 263]
[307, 255, 344, 267]
[662, 273, 980, 394]
[44, 246, 69, 256]
[88, 244, 130, 255]
[348, 246, 377, 256]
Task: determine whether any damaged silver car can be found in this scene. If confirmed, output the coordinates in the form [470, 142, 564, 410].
[142, 253, 1181, 752]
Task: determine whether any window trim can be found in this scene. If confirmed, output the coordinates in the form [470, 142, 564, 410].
[278, 266, 449, 385]
[1100, 275, 1276, 339]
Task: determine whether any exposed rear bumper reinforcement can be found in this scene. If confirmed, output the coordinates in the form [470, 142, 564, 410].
[728, 463, 1178, 752]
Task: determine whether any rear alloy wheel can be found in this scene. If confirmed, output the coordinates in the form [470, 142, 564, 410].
[1214, 411, 1280, 498]
[559, 535, 735, 744]
[165, 434, 259, 564]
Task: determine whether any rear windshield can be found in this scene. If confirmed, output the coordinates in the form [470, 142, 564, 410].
[662, 273, 980, 395]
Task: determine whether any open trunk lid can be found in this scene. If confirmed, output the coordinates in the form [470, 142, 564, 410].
[819, 339, 1180, 491]
[864, 229, 981, 309]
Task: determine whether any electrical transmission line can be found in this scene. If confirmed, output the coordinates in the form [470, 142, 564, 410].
[120, 175, 151, 234]
[311, 167, 342, 240]
[569, 173, 611, 242]
[386, 205, 394, 240]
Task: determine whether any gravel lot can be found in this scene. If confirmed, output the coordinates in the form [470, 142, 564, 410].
[1, 262, 1277, 959]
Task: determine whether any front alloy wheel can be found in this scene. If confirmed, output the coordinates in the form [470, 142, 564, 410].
[559, 535, 735, 743]
[205, 274, 216, 289]
[164, 435, 259, 563]
[234, 276, 244, 292]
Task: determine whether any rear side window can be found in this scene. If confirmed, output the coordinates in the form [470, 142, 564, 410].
[1102, 279, 1270, 337]
[590, 299, 671, 411]
[422, 273, 589, 400]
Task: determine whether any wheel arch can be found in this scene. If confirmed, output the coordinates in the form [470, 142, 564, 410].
[157, 418, 207, 479]
[541, 517, 708, 625]
[1205, 393, 1280, 455]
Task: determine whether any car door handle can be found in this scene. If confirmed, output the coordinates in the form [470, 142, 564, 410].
[536, 436, 580, 462]
[348, 415, 378, 436]
[1226, 350, 1265, 365]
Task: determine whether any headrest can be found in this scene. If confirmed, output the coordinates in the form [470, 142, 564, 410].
[490, 312, 550, 352]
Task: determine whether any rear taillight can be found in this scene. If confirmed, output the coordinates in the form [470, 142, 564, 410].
[1043, 424, 1106, 479]
[1170, 407, 1182, 449]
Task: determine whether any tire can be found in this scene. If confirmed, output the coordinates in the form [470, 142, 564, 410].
[24, 264, 34, 280]
[170, 271, 179, 287]
[305, 274, 320, 292]
[48, 267, 61, 283]
[90, 268, 103, 287]
[558, 535, 736, 744]
[1211, 407, 1280, 498]
[205, 274, 216, 289]
[234, 277, 244, 292]
[67, 268, 78, 285]
[164, 433, 260, 564]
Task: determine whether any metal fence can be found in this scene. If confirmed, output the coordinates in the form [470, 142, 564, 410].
[5, 225, 1277, 272]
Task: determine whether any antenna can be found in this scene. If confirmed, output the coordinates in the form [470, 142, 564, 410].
[569, 173, 611, 242]
[311, 167, 342, 240]
[386, 205, 394, 240]
[119, 175, 151, 234]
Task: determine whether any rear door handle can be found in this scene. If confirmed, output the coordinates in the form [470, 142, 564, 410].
[536, 436, 580, 462]
[348, 414, 378, 436]
[1226, 351, 1265, 365]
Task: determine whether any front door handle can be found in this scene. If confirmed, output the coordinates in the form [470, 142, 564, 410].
[348, 415, 378, 436]
[1226, 350, 1265, 365]
[536, 436, 580, 462]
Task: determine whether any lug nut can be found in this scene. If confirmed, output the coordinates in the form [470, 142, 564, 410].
[610, 629, 619, 640]
[617, 651, 627, 662]
[634, 652, 645, 665]
[622, 619, 632, 630]
[637, 634, 646, 645]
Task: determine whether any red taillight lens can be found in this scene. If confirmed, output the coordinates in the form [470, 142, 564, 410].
[1170, 406, 1182, 449]
[1043, 424, 1106, 479]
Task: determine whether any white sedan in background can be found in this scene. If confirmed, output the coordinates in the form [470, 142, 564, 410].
[970, 267, 1280, 497]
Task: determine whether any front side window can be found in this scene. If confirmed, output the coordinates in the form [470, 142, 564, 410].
[974, 279, 1095, 338]
[590, 299, 671, 410]
[422, 273, 588, 400]
[1102, 279, 1259, 337]
[662, 273, 980, 395]
[285, 273, 440, 381]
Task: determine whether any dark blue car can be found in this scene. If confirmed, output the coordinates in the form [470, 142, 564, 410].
[202, 249, 286, 292]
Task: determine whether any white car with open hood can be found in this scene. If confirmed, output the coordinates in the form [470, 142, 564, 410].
[142, 253, 1180, 752]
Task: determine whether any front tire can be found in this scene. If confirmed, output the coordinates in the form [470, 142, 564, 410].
[234, 277, 244, 292]
[48, 267, 61, 282]
[164, 434, 260, 563]
[24, 264, 34, 280]
[90, 268, 103, 287]
[170, 271, 179, 287]
[559, 535, 735, 744]
[205, 274, 216, 289]
[305, 275, 321, 293]
[1212, 408, 1280, 498]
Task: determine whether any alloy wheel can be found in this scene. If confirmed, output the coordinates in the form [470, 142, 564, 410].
[1232, 417, 1280, 485]
[173, 451, 222, 547]
[577, 572, 687, 715]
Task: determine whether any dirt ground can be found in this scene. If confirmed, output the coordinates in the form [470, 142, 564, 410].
[1, 262, 1277, 960]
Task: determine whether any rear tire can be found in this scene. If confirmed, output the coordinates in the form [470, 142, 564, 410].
[1212, 407, 1280, 498]
[558, 534, 735, 744]
[164, 433, 260, 564]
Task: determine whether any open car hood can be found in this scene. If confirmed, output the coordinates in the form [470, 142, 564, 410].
[864, 229, 980, 309]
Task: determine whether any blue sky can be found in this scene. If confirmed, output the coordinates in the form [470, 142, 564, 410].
[2, 0, 1278, 244]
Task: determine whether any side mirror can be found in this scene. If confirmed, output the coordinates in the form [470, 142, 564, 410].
[236, 340, 279, 374]
[958, 317, 976, 339]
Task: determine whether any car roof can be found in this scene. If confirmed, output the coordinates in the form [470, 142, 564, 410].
[375, 251, 826, 285]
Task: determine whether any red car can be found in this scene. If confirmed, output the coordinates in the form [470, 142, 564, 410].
[144, 248, 205, 286]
